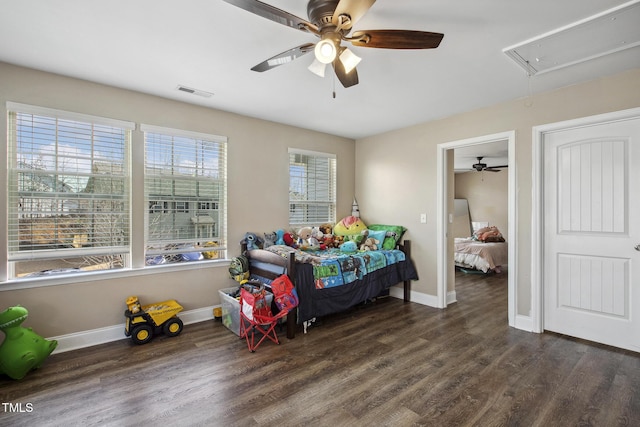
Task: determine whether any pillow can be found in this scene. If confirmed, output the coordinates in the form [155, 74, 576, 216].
[367, 224, 406, 250]
[333, 216, 367, 236]
[473, 226, 505, 242]
[363, 229, 387, 249]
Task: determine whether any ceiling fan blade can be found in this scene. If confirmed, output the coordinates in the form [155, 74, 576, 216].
[251, 43, 315, 72]
[333, 58, 359, 88]
[332, 0, 376, 30]
[485, 165, 508, 172]
[350, 30, 444, 49]
[222, 0, 318, 33]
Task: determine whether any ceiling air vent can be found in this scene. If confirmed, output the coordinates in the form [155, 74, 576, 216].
[176, 85, 213, 98]
[503, 0, 640, 75]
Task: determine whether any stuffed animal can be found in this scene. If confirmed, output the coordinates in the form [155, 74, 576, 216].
[263, 231, 276, 248]
[275, 229, 285, 245]
[283, 231, 297, 247]
[319, 223, 332, 235]
[339, 240, 357, 252]
[0, 306, 57, 380]
[241, 232, 263, 250]
[297, 227, 312, 247]
[311, 227, 327, 250]
[360, 237, 380, 251]
[333, 216, 367, 236]
[297, 227, 320, 250]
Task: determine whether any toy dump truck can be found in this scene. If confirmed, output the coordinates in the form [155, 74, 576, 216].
[124, 296, 184, 345]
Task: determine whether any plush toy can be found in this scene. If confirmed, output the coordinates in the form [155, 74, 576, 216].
[333, 216, 367, 236]
[241, 232, 264, 250]
[311, 227, 327, 250]
[0, 305, 57, 380]
[283, 231, 296, 247]
[296, 227, 310, 248]
[263, 231, 276, 248]
[275, 229, 285, 246]
[339, 240, 357, 252]
[297, 227, 320, 250]
[360, 237, 380, 251]
[319, 223, 333, 235]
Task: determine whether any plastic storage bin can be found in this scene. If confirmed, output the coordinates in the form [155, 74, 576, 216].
[219, 285, 273, 336]
[219, 286, 242, 336]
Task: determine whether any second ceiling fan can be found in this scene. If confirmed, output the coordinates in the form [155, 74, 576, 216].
[222, 0, 444, 88]
[472, 157, 508, 172]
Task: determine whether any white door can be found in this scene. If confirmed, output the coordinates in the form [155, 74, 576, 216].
[544, 117, 640, 352]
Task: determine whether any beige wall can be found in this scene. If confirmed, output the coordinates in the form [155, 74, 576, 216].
[2, 61, 639, 338]
[455, 170, 508, 241]
[355, 67, 640, 316]
[0, 62, 355, 336]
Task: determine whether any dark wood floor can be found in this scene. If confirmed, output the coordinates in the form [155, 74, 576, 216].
[2, 270, 639, 426]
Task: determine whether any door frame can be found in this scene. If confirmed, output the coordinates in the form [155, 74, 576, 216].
[531, 107, 640, 333]
[437, 131, 517, 326]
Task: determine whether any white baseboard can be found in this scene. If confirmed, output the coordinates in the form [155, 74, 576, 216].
[447, 290, 457, 304]
[389, 286, 441, 308]
[514, 314, 534, 332]
[50, 305, 218, 354]
[51, 288, 455, 354]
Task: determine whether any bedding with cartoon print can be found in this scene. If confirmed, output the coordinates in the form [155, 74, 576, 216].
[264, 245, 407, 289]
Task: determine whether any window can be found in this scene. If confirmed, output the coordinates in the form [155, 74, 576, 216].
[7, 103, 134, 278]
[288, 148, 336, 226]
[142, 125, 227, 264]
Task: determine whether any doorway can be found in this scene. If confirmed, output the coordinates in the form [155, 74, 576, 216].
[437, 131, 517, 327]
[532, 107, 640, 351]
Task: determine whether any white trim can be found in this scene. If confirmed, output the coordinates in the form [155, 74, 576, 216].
[437, 131, 518, 327]
[389, 286, 442, 308]
[50, 305, 218, 354]
[288, 147, 336, 159]
[6, 101, 135, 130]
[515, 314, 534, 332]
[0, 259, 230, 291]
[51, 289, 445, 353]
[531, 106, 640, 334]
[139, 123, 227, 142]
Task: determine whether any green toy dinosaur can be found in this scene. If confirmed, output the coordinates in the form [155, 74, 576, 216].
[0, 306, 57, 380]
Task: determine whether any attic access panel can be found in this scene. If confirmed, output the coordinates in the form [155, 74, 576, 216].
[503, 0, 640, 75]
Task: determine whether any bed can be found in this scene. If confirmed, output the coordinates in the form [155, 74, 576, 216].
[454, 237, 508, 273]
[241, 240, 418, 339]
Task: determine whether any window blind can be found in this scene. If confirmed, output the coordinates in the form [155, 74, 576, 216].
[288, 148, 336, 226]
[142, 125, 227, 262]
[6, 104, 132, 275]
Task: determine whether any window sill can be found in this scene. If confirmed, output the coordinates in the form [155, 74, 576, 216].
[0, 259, 231, 291]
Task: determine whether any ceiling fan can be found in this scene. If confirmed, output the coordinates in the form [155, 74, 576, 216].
[472, 157, 508, 172]
[222, 0, 444, 88]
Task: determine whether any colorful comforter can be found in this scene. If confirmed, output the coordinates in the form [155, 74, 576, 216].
[264, 245, 406, 289]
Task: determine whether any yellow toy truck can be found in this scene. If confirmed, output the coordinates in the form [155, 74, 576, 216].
[124, 296, 184, 345]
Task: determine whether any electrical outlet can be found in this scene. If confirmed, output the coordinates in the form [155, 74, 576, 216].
[420, 213, 427, 224]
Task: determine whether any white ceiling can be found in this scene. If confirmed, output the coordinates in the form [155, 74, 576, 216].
[454, 140, 509, 173]
[0, 0, 639, 141]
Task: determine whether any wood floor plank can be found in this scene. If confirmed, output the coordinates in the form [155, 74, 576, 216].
[2, 269, 640, 426]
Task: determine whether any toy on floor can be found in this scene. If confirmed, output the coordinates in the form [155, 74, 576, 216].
[0, 305, 57, 380]
[124, 296, 184, 345]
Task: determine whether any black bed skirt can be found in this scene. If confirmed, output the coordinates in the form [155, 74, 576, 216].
[294, 259, 419, 324]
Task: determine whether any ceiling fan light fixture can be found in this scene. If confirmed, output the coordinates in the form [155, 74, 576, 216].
[314, 38, 337, 64]
[339, 47, 361, 74]
[308, 58, 327, 77]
